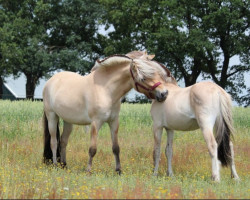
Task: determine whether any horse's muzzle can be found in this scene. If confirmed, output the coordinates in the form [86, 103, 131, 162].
[155, 90, 168, 102]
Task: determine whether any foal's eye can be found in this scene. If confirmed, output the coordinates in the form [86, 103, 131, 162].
[141, 78, 146, 82]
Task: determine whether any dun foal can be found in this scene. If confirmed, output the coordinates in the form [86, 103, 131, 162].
[151, 80, 240, 182]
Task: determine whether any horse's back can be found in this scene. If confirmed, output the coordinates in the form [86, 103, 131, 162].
[43, 71, 92, 124]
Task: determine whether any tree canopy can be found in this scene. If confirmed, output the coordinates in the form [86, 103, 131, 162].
[100, 0, 250, 105]
[0, 0, 249, 105]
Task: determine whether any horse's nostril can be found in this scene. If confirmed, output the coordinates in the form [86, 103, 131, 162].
[161, 91, 168, 98]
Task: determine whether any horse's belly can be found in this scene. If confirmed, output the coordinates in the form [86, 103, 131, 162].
[53, 101, 92, 125]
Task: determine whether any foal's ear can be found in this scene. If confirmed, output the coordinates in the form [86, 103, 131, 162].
[147, 54, 155, 60]
[143, 51, 155, 60]
[131, 61, 143, 80]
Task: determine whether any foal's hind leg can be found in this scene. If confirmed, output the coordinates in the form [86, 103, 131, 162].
[86, 121, 102, 173]
[108, 118, 121, 174]
[165, 130, 174, 176]
[153, 124, 163, 176]
[229, 141, 240, 180]
[60, 121, 73, 167]
[201, 127, 220, 181]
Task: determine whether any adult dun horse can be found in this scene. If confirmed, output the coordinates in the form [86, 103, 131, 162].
[151, 76, 240, 181]
[43, 52, 170, 174]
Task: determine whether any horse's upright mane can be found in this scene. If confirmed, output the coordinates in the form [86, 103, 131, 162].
[91, 55, 131, 72]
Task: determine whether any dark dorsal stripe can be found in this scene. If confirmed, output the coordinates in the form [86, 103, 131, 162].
[96, 54, 131, 64]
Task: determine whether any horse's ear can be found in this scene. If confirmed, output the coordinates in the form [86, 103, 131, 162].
[147, 54, 155, 60]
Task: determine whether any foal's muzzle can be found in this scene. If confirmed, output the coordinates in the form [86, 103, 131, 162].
[155, 90, 168, 102]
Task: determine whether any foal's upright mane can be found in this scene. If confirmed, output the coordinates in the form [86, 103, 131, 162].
[91, 55, 131, 72]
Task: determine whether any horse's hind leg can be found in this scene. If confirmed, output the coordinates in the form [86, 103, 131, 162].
[108, 118, 121, 174]
[60, 121, 73, 167]
[153, 124, 163, 176]
[201, 127, 220, 181]
[165, 130, 174, 176]
[47, 112, 59, 165]
[229, 141, 240, 180]
[86, 121, 102, 173]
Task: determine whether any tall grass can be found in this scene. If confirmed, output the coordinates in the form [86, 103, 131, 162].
[0, 100, 249, 199]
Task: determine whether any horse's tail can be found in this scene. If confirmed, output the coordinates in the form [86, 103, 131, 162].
[43, 112, 61, 164]
[215, 90, 234, 167]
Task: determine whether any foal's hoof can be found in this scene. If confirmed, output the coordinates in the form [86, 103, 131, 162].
[232, 176, 240, 182]
[211, 175, 220, 182]
[153, 172, 158, 177]
[167, 172, 174, 177]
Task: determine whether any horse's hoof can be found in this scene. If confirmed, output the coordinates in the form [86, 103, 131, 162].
[116, 169, 122, 175]
[60, 162, 67, 169]
[85, 167, 92, 174]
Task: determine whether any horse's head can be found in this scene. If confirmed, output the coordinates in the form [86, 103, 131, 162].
[130, 59, 175, 102]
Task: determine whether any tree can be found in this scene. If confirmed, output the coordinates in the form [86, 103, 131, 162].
[0, 0, 104, 99]
[36, 0, 104, 74]
[201, 0, 250, 103]
[0, 5, 22, 98]
[100, 0, 250, 104]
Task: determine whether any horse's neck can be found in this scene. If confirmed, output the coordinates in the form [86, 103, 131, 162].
[93, 64, 132, 102]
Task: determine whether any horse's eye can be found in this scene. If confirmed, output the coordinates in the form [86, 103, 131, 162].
[141, 78, 146, 82]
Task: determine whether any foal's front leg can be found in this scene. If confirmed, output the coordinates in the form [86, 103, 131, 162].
[166, 130, 174, 176]
[108, 118, 121, 174]
[153, 124, 163, 176]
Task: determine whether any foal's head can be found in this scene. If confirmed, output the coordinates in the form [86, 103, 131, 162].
[126, 50, 155, 60]
[130, 59, 174, 102]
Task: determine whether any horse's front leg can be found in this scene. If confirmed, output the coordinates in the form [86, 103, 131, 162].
[166, 130, 174, 176]
[153, 124, 163, 176]
[108, 118, 121, 174]
[86, 121, 102, 173]
[60, 121, 73, 167]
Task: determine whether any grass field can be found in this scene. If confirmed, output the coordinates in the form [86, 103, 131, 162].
[0, 100, 249, 199]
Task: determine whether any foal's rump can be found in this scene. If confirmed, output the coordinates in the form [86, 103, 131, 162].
[191, 82, 234, 166]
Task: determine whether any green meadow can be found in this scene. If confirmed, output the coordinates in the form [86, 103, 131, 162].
[0, 100, 249, 199]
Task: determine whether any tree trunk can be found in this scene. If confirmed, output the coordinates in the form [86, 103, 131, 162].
[25, 74, 38, 100]
[0, 76, 3, 99]
[183, 57, 202, 86]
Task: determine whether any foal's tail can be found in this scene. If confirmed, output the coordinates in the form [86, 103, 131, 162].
[43, 112, 61, 164]
[215, 90, 234, 167]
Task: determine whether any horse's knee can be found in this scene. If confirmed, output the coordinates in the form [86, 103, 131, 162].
[112, 144, 120, 155]
[89, 146, 97, 157]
